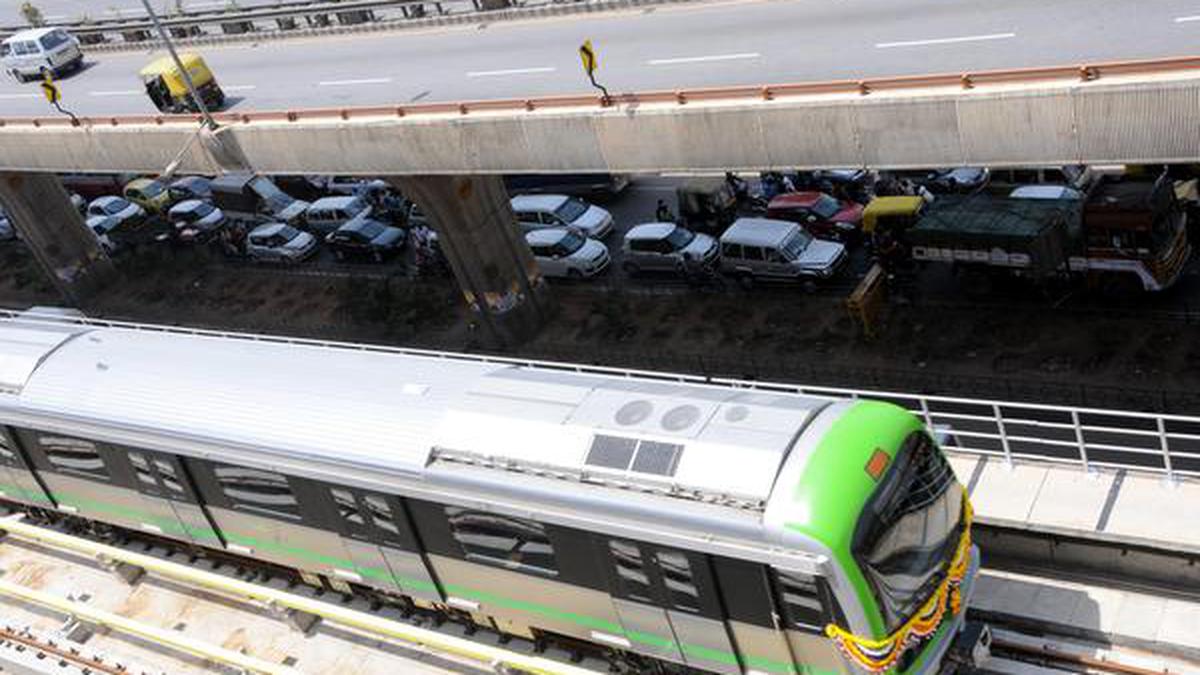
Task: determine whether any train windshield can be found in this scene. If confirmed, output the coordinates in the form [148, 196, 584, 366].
[853, 432, 962, 632]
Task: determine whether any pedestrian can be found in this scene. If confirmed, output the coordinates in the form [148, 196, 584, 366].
[655, 199, 675, 223]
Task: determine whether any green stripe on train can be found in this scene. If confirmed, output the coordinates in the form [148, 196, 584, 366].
[0, 484, 833, 675]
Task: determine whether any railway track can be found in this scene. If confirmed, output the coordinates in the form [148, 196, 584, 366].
[982, 627, 1199, 675]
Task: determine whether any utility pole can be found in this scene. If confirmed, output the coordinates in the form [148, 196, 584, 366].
[139, 0, 217, 128]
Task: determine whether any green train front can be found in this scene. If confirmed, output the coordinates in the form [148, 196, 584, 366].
[762, 399, 980, 674]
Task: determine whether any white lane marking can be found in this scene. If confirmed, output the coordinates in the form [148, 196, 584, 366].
[88, 90, 142, 96]
[223, 85, 258, 92]
[1174, 14, 1200, 22]
[467, 66, 556, 78]
[317, 77, 392, 87]
[0, 93, 41, 100]
[647, 52, 760, 66]
[875, 32, 1016, 48]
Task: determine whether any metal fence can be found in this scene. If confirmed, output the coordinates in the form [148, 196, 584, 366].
[3, 308, 1196, 482]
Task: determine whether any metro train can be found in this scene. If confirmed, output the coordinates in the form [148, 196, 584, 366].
[0, 312, 980, 674]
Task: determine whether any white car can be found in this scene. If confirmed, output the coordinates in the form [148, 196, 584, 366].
[246, 223, 318, 264]
[511, 194, 614, 239]
[85, 215, 120, 254]
[1, 28, 82, 82]
[168, 200, 226, 243]
[525, 228, 610, 279]
[86, 196, 146, 230]
[621, 223, 718, 275]
[1009, 185, 1083, 200]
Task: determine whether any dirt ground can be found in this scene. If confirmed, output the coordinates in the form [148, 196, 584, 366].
[4, 243, 1199, 414]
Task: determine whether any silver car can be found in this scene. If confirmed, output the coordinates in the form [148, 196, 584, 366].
[621, 222, 717, 276]
[246, 222, 318, 264]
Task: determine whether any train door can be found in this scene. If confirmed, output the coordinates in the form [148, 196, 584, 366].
[652, 547, 741, 674]
[325, 485, 441, 603]
[768, 568, 848, 674]
[599, 538, 686, 665]
[122, 449, 222, 548]
[0, 426, 53, 508]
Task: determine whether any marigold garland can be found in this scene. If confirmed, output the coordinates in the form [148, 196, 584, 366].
[824, 497, 974, 673]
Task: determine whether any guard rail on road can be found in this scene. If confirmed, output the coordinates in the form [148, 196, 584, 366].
[2, 309, 1197, 482]
[0, 0, 670, 51]
[2, 54, 1199, 129]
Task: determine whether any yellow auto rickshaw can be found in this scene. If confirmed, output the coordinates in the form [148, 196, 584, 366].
[862, 195, 925, 236]
[139, 53, 225, 114]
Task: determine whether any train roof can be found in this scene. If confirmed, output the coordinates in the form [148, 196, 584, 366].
[0, 316, 832, 507]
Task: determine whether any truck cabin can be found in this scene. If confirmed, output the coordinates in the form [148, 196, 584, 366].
[1083, 174, 1183, 258]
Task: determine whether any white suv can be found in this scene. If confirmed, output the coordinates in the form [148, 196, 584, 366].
[525, 228, 610, 279]
[719, 217, 846, 284]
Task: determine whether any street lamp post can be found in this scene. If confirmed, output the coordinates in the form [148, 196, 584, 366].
[139, 0, 217, 128]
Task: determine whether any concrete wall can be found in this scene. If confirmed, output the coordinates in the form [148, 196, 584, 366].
[1, 75, 1199, 174]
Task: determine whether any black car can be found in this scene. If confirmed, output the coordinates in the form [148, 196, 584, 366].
[167, 176, 213, 204]
[326, 217, 406, 262]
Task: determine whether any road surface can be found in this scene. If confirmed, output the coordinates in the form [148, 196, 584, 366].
[1, 0, 1199, 117]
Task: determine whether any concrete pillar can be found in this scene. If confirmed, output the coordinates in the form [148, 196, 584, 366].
[0, 172, 117, 305]
[388, 175, 551, 347]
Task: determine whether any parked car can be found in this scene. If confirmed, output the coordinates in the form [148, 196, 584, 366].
[123, 178, 171, 214]
[305, 196, 372, 235]
[766, 191, 864, 241]
[87, 196, 154, 246]
[719, 217, 846, 285]
[0, 207, 14, 242]
[924, 167, 990, 193]
[168, 200, 226, 243]
[315, 176, 390, 197]
[87, 196, 146, 229]
[621, 223, 718, 275]
[1, 28, 82, 82]
[85, 215, 120, 254]
[511, 195, 614, 240]
[525, 228, 610, 279]
[325, 217, 406, 262]
[1009, 185, 1083, 200]
[246, 223, 318, 264]
[167, 176, 213, 204]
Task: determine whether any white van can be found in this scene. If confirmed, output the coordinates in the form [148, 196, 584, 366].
[719, 217, 846, 284]
[510, 194, 614, 240]
[1, 28, 83, 82]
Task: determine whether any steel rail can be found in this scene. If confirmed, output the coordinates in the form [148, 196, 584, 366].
[0, 514, 603, 675]
[2, 54, 1200, 129]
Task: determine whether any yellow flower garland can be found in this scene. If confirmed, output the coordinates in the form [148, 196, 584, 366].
[824, 498, 974, 673]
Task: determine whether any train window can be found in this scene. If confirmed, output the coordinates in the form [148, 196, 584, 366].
[609, 540, 654, 604]
[153, 459, 184, 495]
[41, 436, 109, 481]
[364, 495, 399, 535]
[656, 550, 700, 613]
[445, 507, 558, 577]
[214, 465, 300, 520]
[772, 569, 826, 631]
[128, 452, 156, 487]
[331, 488, 364, 526]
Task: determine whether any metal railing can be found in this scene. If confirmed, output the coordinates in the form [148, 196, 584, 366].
[3, 308, 1197, 482]
[2, 54, 1200, 129]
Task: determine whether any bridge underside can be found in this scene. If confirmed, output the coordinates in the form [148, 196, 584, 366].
[1, 73, 1199, 175]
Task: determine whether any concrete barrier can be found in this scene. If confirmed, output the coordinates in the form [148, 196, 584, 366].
[2, 71, 1200, 174]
